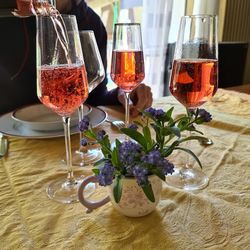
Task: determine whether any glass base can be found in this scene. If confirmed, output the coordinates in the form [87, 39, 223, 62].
[165, 167, 209, 191]
[72, 148, 103, 167]
[47, 177, 96, 204]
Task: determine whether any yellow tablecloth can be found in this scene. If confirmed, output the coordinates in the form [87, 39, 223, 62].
[1, 89, 250, 250]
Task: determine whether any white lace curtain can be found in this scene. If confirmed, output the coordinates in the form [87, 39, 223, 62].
[141, 0, 173, 98]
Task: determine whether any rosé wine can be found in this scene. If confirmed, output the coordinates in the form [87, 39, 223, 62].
[38, 64, 88, 117]
[111, 50, 145, 92]
[169, 59, 218, 108]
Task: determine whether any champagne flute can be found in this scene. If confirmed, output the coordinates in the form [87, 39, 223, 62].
[72, 30, 105, 167]
[36, 14, 89, 203]
[166, 15, 218, 190]
[110, 23, 145, 129]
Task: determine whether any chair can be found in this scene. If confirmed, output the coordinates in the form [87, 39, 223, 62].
[218, 42, 248, 88]
[163, 43, 175, 96]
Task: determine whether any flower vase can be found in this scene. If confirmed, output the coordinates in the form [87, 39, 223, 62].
[78, 175, 162, 217]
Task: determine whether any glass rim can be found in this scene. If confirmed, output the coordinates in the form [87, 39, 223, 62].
[36, 14, 76, 19]
[182, 14, 217, 19]
[114, 22, 141, 26]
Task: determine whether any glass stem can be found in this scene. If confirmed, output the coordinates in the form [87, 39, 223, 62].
[62, 116, 74, 180]
[185, 131, 192, 169]
[78, 104, 84, 147]
[78, 104, 88, 154]
[185, 107, 196, 169]
[124, 92, 130, 128]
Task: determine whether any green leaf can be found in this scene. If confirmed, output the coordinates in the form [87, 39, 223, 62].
[92, 168, 100, 175]
[143, 126, 152, 147]
[151, 123, 161, 135]
[166, 106, 174, 116]
[120, 128, 147, 149]
[170, 125, 181, 137]
[151, 169, 166, 181]
[177, 117, 189, 130]
[175, 146, 203, 169]
[113, 176, 123, 203]
[83, 130, 96, 140]
[111, 147, 119, 166]
[115, 139, 121, 148]
[179, 135, 207, 144]
[162, 139, 183, 157]
[93, 158, 106, 167]
[195, 117, 205, 124]
[163, 106, 174, 122]
[98, 135, 112, 157]
[162, 126, 180, 138]
[186, 127, 203, 135]
[100, 145, 111, 158]
[101, 135, 111, 149]
[142, 182, 155, 202]
[162, 146, 174, 157]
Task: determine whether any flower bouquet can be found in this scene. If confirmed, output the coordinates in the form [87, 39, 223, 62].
[79, 107, 212, 204]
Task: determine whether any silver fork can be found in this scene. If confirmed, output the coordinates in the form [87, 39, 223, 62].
[0, 133, 8, 158]
[106, 119, 125, 130]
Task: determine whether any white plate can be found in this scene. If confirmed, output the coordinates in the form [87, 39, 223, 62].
[12, 104, 92, 131]
[0, 107, 107, 139]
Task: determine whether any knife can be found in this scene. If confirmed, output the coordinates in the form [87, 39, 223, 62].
[0, 133, 8, 157]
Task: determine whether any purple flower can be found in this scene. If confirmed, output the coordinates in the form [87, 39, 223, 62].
[157, 158, 175, 175]
[97, 162, 115, 186]
[97, 130, 106, 141]
[141, 150, 161, 165]
[119, 141, 142, 166]
[128, 123, 138, 130]
[125, 166, 134, 176]
[78, 117, 90, 132]
[132, 165, 148, 186]
[155, 109, 165, 118]
[144, 107, 165, 119]
[141, 150, 175, 176]
[197, 109, 212, 122]
[80, 137, 88, 147]
[144, 107, 156, 116]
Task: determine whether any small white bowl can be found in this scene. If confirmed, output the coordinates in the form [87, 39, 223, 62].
[12, 104, 92, 131]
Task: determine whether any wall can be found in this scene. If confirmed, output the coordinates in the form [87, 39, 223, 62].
[222, 0, 250, 84]
[185, 0, 226, 42]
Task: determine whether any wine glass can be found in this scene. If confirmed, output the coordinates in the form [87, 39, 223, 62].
[36, 14, 89, 203]
[110, 23, 145, 129]
[166, 15, 218, 191]
[72, 30, 105, 167]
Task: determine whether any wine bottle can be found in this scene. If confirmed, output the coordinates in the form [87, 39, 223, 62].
[15, 0, 57, 16]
